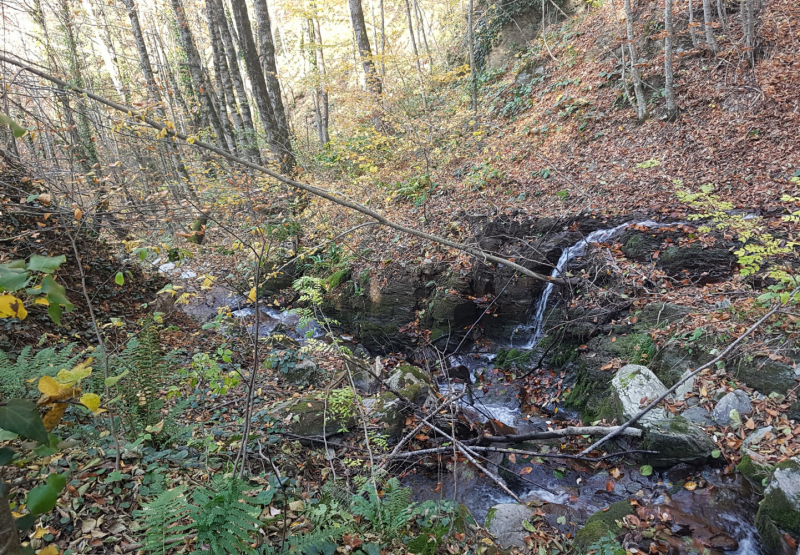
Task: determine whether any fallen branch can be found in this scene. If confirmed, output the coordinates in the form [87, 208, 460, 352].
[578, 292, 796, 456]
[0, 55, 559, 285]
[465, 425, 643, 445]
[388, 445, 656, 462]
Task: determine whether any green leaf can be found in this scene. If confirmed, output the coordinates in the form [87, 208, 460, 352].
[104, 369, 129, 387]
[640, 465, 653, 477]
[26, 255, 66, 274]
[0, 110, 28, 138]
[26, 473, 66, 515]
[38, 276, 74, 313]
[34, 435, 61, 458]
[0, 262, 30, 292]
[0, 429, 19, 441]
[711, 450, 721, 459]
[0, 447, 15, 465]
[0, 399, 49, 444]
[48, 304, 63, 326]
[522, 519, 536, 532]
[115, 272, 124, 286]
[556, 515, 567, 525]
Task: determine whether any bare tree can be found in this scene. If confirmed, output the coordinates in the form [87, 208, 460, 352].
[701, 0, 718, 52]
[623, 0, 648, 120]
[229, 0, 294, 173]
[468, 0, 477, 112]
[348, 0, 382, 95]
[663, 0, 677, 120]
[688, 0, 699, 48]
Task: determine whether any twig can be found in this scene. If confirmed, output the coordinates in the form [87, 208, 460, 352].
[389, 445, 656, 462]
[464, 425, 643, 446]
[578, 292, 796, 456]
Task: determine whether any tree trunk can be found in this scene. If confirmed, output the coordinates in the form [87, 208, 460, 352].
[468, 0, 477, 112]
[379, 0, 386, 75]
[403, 0, 428, 110]
[414, 0, 432, 66]
[664, 0, 677, 120]
[716, 0, 728, 32]
[308, 8, 330, 146]
[210, 0, 261, 163]
[701, 0, 718, 52]
[207, 0, 242, 155]
[348, 0, 382, 95]
[229, 0, 292, 174]
[121, 0, 208, 242]
[168, 0, 231, 153]
[688, 0, 699, 48]
[0, 486, 21, 555]
[252, 0, 294, 172]
[623, 0, 648, 121]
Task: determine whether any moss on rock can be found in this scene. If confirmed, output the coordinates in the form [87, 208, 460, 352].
[759, 457, 800, 535]
[736, 454, 773, 489]
[573, 501, 635, 550]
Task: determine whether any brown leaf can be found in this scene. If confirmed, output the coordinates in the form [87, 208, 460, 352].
[519, 467, 533, 475]
[606, 480, 615, 492]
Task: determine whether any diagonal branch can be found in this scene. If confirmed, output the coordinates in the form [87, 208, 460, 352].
[0, 54, 559, 285]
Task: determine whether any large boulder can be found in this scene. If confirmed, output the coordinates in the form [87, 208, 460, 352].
[607, 365, 669, 426]
[640, 416, 719, 468]
[270, 395, 357, 438]
[712, 390, 752, 426]
[385, 364, 434, 406]
[573, 501, 635, 550]
[484, 504, 535, 550]
[731, 356, 800, 396]
[758, 457, 800, 536]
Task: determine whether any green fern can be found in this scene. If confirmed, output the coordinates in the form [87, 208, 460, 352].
[134, 485, 192, 555]
[0, 343, 81, 399]
[351, 478, 413, 539]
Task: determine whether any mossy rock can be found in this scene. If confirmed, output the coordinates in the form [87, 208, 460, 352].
[640, 417, 718, 468]
[755, 505, 787, 554]
[271, 395, 356, 438]
[573, 501, 635, 550]
[364, 391, 405, 439]
[620, 231, 661, 260]
[657, 244, 735, 284]
[759, 457, 800, 535]
[386, 364, 432, 405]
[565, 361, 613, 421]
[495, 348, 531, 369]
[736, 454, 773, 490]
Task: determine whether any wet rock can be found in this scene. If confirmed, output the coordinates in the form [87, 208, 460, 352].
[681, 405, 714, 426]
[484, 504, 535, 550]
[540, 504, 581, 536]
[608, 364, 669, 426]
[731, 356, 800, 396]
[665, 505, 739, 551]
[385, 364, 433, 406]
[657, 244, 735, 284]
[270, 395, 356, 438]
[736, 453, 773, 488]
[759, 457, 800, 536]
[712, 390, 752, 425]
[573, 501, 635, 550]
[635, 302, 692, 328]
[620, 231, 661, 260]
[282, 358, 318, 386]
[742, 426, 773, 451]
[641, 416, 719, 468]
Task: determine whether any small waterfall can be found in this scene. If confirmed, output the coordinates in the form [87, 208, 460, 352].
[523, 221, 658, 349]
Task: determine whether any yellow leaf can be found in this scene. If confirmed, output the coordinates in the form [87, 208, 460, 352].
[33, 526, 48, 539]
[38, 376, 63, 397]
[42, 403, 67, 432]
[37, 546, 60, 555]
[57, 359, 93, 386]
[0, 294, 28, 320]
[248, 287, 257, 303]
[74, 208, 82, 221]
[684, 481, 698, 491]
[35, 298, 50, 306]
[80, 393, 102, 414]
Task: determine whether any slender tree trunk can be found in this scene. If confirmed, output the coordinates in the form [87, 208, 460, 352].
[252, 0, 294, 172]
[403, 0, 428, 110]
[716, 0, 728, 32]
[688, 0, 699, 48]
[310, 8, 330, 145]
[120, 0, 208, 241]
[348, 0, 383, 95]
[379, 0, 386, 75]
[415, 0, 432, 65]
[468, 0, 477, 112]
[664, 0, 677, 119]
[623, 0, 648, 120]
[211, 0, 261, 163]
[701, 0, 718, 52]
[168, 0, 231, 153]
[229, 0, 293, 173]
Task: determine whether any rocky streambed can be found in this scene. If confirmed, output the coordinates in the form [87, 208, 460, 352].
[173, 213, 800, 554]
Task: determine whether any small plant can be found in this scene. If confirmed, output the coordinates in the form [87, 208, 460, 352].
[384, 174, 438, 206]
[464, 161, 506, 191]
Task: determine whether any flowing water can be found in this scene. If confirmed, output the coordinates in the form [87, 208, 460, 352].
[416, 221, 764, 552]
